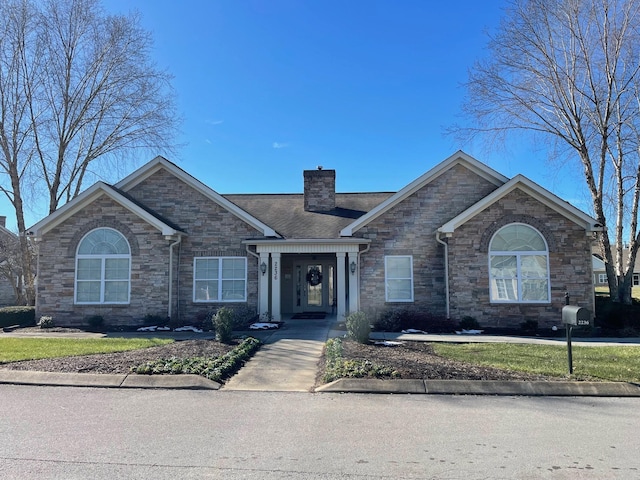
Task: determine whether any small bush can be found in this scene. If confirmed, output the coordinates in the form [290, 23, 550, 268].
[0, 306, 36, 328]
[213, 307, 234, 343]
[459, 316, 480, 330]
[373, 308, 455, 333]
[86, 315, 105, 331]
[346, 311, 370, 344]
[38, 316, 55, 329]
[143, 314, 167, 326]
[520, 319, 538, 335]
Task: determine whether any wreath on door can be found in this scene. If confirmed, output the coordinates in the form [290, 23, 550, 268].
[306, 267, 323, 286]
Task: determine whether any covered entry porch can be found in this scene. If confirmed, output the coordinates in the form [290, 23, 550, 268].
[245, 239, 369, 321]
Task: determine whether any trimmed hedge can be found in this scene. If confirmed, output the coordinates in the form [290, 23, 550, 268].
[131, 337, 261, 382]
[0, 306, 36, 328]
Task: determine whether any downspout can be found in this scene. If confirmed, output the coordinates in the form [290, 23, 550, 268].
[435, 231, 450, 319]
[168, 236, 182, 321]
[356, 243, 371, 312]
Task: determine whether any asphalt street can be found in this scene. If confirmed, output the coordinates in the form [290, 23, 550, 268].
[1, 386, 639, 479]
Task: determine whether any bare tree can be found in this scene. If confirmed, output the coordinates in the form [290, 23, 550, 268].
[0, 0, 180, 304]
[456, 0, 640, 304]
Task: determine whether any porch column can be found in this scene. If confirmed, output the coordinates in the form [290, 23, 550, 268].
[348, 252, 359, 314]
[271, 252, 282, 321]
[258, 252, 269, 318]
[336, 252, 346, 320]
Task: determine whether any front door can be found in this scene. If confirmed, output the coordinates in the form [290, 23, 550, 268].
[293, 261, 334, 313]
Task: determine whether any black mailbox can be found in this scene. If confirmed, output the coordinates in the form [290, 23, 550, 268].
[562, 305, 591, 326]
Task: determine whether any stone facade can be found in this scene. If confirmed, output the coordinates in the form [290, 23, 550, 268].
[31, 153, 598, 330]
[36, 196, 169, 326]
[355, 164, 500, 322]
[36, 168, 262, 326]
[447, 189, 594, 328]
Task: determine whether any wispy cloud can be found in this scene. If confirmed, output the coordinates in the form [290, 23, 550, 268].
[272, 142, 290, 149]
[206, 119, 223, 126]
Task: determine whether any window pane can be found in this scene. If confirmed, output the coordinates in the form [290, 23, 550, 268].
[222, 279, 246, 300]
[195, 259, 218, 280]
[77, 259, 102, 280]
[222, 258, 245, 279]
[490, 224, 545, 251]
[387, 257, 411, 278]
[105, 281, 129, 302]
[521, 255, 547, 279]
[490, 278, 518, 301]
[195, 280, 218, 301]
[522, 279, 549, 301]
[105, 258, 129, 280]
[78, 228, 129, 254]
[490, 255, 516, 277]
[76, 281, 101, 302]
[387, 279, 412, 301]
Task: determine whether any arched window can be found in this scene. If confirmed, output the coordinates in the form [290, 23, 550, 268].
[489, 224, 550, 303]
[75, 228, 131, 304]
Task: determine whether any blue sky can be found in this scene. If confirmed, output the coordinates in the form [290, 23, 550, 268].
[4, 0, 588, 231]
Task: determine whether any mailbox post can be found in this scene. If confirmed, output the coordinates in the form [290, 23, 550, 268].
[561, 293, 591, 374]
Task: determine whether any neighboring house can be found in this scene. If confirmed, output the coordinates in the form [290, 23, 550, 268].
[0, 216, 19, 306]
[28, 151, 601, 329]
[593, 250, 640, 287]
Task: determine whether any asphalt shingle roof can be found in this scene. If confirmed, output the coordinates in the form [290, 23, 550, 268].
[223, 192, 393, 239]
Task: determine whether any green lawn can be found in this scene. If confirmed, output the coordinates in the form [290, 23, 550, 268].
[0, 337, 173, 363]
[433, 342, 640, 382]
[595, 285, 640, 299]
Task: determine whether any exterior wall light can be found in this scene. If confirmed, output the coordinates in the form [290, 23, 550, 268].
[350, 261, 357, 275]
[260, 262, 267, 275]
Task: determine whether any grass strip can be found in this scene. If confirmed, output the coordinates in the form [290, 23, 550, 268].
[432, 342, 640, 383]
[131, 337, 261, 383]
[0, 337, 174, 363]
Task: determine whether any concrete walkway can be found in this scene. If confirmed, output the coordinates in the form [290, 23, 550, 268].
[223, 318, 334, 392]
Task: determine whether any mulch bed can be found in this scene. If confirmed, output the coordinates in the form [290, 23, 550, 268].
[1, 328, 559, 382]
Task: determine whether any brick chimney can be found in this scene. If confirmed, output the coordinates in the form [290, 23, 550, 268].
[304, 167, 335, 212]
[0, 216, 5, 228]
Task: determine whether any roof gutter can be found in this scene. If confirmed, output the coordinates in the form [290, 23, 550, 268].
[435, 230, 450, 319]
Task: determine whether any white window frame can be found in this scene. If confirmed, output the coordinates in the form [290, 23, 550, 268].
[193, 256, 247, 303]
[489, 224, 550, 304]
[598, 273, 608, 284]
[75, 228, 131, 305]
[385, 255, 414, 302]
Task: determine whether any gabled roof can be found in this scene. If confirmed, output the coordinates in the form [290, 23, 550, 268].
[438, 174, 602, 234]
[116, 156, 280, 238]
[28, 182, 183, 238]
[340, 151, 509, 236]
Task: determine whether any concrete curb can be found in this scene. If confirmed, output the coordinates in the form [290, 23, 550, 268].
[0, 370, 220, 390]
[315, 378, 640, 396]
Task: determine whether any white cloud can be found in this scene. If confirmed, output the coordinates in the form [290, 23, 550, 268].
[205, 119, 223, 126]
[272, 142, 290, 149]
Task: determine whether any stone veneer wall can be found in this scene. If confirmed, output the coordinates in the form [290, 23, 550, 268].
[303, 169, 336, 211]
[355, 164, 500, 322]
[126, 168, 261, 323]
[36, 196, 170, 326]
[446, 188, 594, 328]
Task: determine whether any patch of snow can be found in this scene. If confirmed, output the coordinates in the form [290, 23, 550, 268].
[455, 329, 484, 335]
[156, 326, 171, 331]
[137, 326, 158, 332]
[374, 341, 404, 347]
[401, 329, 427, 334]
[174, 326, 203, 333]
[249, 322, 280, 330]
